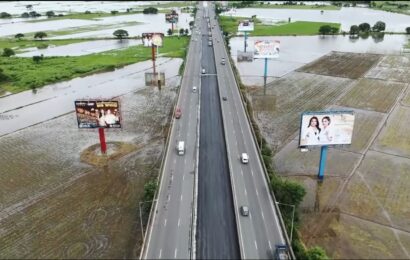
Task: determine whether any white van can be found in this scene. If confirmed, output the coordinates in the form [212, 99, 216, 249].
[177, 141, 185, 155]
[241, 153, 249, 164]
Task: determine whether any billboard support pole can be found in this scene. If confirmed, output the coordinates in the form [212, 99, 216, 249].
[263, 57, 268, 93]
[98, 128, 107, 154]
[244, 31, 247, 52]
[151, 44, 156, 87]
[318, 145, 328, 180]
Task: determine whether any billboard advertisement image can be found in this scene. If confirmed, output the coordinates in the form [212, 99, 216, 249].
[75, 100, 121, 129]
[299, 111, 355, 146]
[141, 33, 164, 47]
[238, 20, 254, 32]
[165, 11, 179, 23]
[254, 40, 280, 59]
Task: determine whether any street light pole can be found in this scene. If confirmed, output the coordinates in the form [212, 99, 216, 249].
[276, 201, 295, 243]
[139, 199, 158, 243]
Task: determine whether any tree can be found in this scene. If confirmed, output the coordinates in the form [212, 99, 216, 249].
[34, 32, 47, 40]
[85, 10, 91, 14]
[372, 21, 385, 32]
[143, 7, 158, 14]
[21, 12, 29, 18]
[29, 11, 41, 17]
[179, 28, 184, 35]
[2, 48, 15, 57]
[189, 21, 194, 28]
[306, 246, 329, 260]
[349, 25, 359, 35]
[113, 29, 128, 40]
[184, 28, 189, 35]
[406, 27, 410, 34]
[15, 33, 25, 40]
[26, 4, 33, 11]
[32, 55, 44, 63]
[358, 22, 371, 32]
[111, 10, 119, 15]
[272, 179, 306, 207]
[330, 27, 339, 34]
[0, 12, 12, 18]
[318, 25, 332, 35]
[0, 68, 8, 82]
[46, 11, 55, 18]
[167, 28, 173, 36]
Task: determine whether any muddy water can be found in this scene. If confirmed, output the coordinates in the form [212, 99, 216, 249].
[0, 57, 181, 137]
[0, 69, 179, 258]
[230, 34, 410, 86]
[223, 6, 410, 32]
[16, 39, 142, 57]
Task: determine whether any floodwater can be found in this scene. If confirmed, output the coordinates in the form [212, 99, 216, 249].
[16, 39, 142, 57]
[222, 7, 410, 32]
[0, 12, 194, 38]
[230, 34, 410, 86]
[0, 1, 164, 15]
[0, 57, 182, 136]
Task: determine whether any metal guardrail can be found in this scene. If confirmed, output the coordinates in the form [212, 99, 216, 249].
[215, 14, 296, 260]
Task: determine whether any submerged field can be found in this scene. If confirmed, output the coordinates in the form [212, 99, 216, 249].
[246, 51, 410, 258]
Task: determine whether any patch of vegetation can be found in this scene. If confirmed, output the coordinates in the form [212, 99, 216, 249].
[0, 36, 189, 93]
[247, 2, 340, 10]
[219, 16, 341, 36]
[370, 1, 410, 15]
[27, 10, 143, 23]
[0, 39, 92, 53]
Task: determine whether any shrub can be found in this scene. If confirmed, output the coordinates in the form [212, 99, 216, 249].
[406, 27, 410, 34]
[2, 48, 15, 57]
[143, 7, 158, 14]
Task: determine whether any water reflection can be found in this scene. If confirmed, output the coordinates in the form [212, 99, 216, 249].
[230, 34, 410, 86]
[16, 39, 142, 57]
[222, 7, 410, 32]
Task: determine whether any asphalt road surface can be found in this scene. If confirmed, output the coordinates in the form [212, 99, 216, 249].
[142, 7, 203, 260]
[195, 3, 240, 259]
[208, 4, 287, 260]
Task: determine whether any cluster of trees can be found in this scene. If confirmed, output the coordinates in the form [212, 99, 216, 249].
[318, 25, 339, 35]
[167, 28, 189, 36]
[349, 21, 385, 34]
[0, 12, 12, 18]
[407, 27, 410, 34]
[143, 7, 158, 14]
[21, 11, 41, 18]
[230, 1, 257, 8]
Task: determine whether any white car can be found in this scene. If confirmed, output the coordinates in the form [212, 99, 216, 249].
[241, 153, 249, 164]
[192, 86, 197, 92]
[202, 68, 206, 74]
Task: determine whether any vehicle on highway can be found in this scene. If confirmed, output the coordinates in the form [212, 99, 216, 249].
[202, 68, 206, 74]
[222, 96, 227, 101]
[240, 206, 249, 216]
[274, 245, 289, 260]
[221, 58, 225, 65]
[208, 41, 212, 46]
[177, 141, 185, 155]
[175, 107, 182, 119]
[192, 86, 197, 92]
[241, 153, 249, 164]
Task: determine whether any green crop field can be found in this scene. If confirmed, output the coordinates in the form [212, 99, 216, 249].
[219, 16, 340, 36]
[0, 36, 189, 93]
[0, 39, 91, 53]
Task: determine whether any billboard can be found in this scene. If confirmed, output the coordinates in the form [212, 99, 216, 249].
[141, 33, 164, 47]
[299, 111, 355, 146]
[254, 40, 280, 59]
[238, 20, 254, 32]
[165, 12, 179, 23]
[75, 100, 121, 129]
[237, 50, 253, 62]
[145, 72, 166, 86]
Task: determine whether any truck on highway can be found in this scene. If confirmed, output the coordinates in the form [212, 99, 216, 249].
[274, 244, 289, 260]
[177, 141, 185, 155]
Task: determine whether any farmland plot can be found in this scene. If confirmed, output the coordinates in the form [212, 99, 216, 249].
[372, 106, 410, 158]
[365, 55, 410, 83]
[402, 88, 410, 106]
[297, 51, 382, 79]
[250, 71, 353, 151]
[337, 78, 406, 113]
[0, 85, 177, 258]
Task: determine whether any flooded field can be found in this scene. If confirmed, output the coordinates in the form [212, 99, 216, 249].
[0, 70, 180, 258]
[229, 34, 410, 86]
[0, 58, 181, 136]
[16, 39, 142, 57]
[259, 52, 410, 259]
[222, 6, 410, 32]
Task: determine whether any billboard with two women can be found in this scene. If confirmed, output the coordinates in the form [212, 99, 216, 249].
[75, 100, 121, 128]
[299, 111, 355, 146]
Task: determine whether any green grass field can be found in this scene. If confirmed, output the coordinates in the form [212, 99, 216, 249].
[0, 39, 91, 53]
[219, 16, 340, 36]
[371, 1, 410, 15]
[0, 36, 189, 93]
